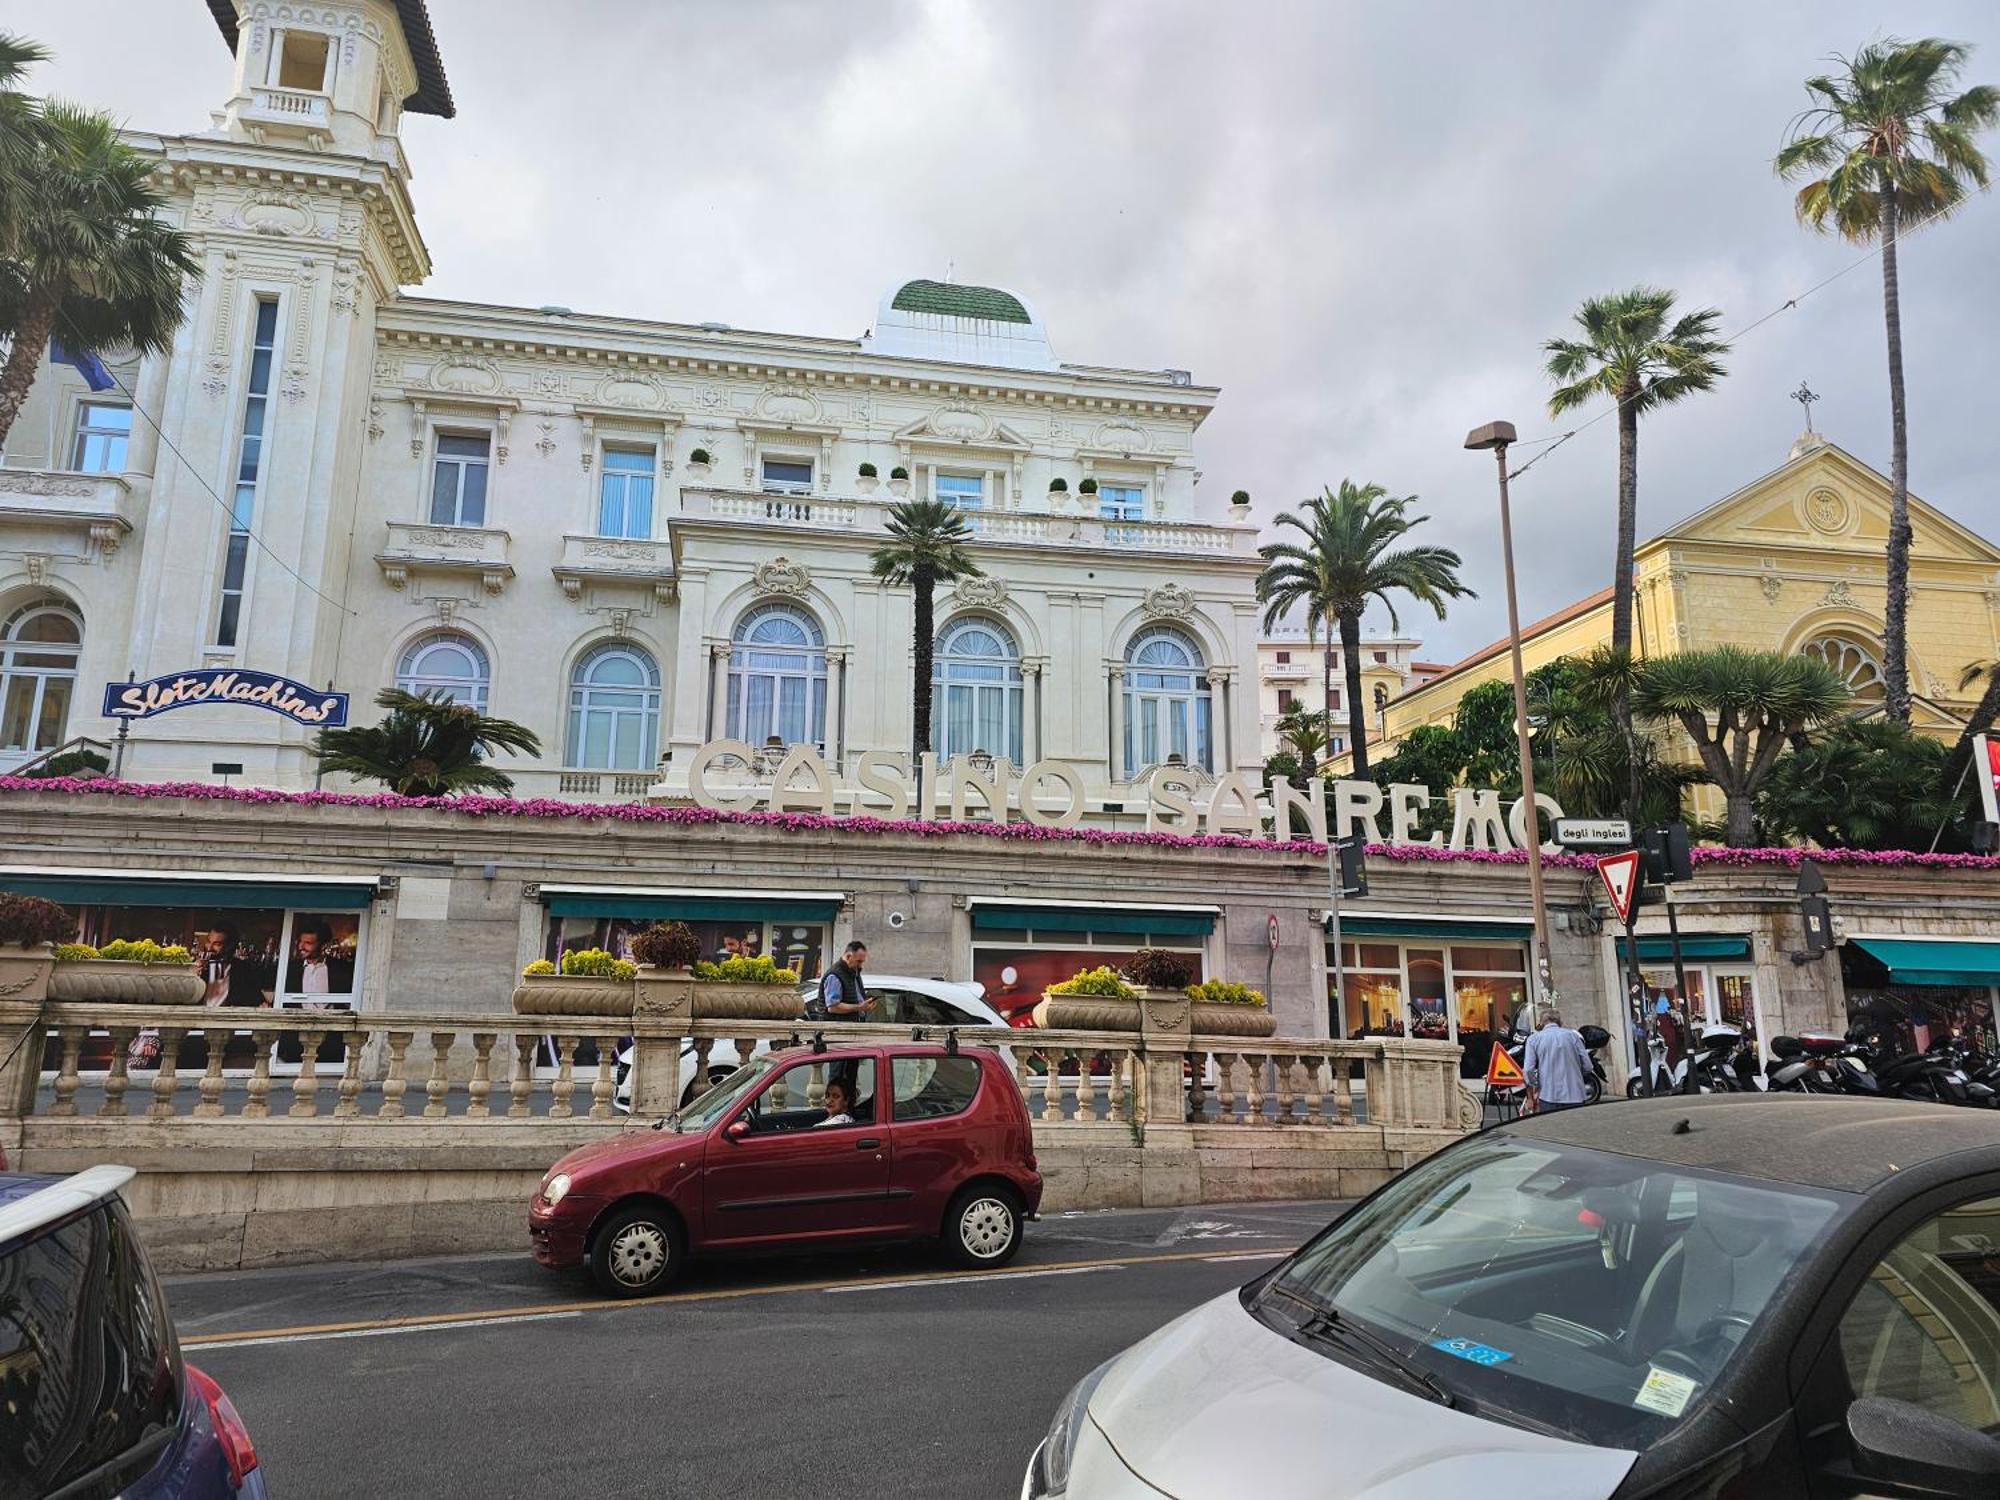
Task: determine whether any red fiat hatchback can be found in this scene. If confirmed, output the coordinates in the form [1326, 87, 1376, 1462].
[530, 1040, 1043, 1296]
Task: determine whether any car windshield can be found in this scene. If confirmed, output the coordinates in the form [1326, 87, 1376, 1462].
[677, 1058, 776, 1131]
[1254, 1135, 1852, 1450]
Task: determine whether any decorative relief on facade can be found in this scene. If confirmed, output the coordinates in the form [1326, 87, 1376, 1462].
[1820, 579, 1857, 608]
[0, 472, 94, 498]
[236, 191, 317, 238]
[593, 372, 671, 410]
[330, 272, 358, 317]
[23, 554, 48, 587]
[1142, 582, 1196, 620]
[696, 385, 725, 411]
[493, 410, 511, 465]
[929, 398, 991, 442]
[403, 528, 486, 550]
[530, 369, 566, 399]
[430, 357, 504, 396]
[581, 540, 665, 561]
[1093, 419, 1149, 454]
[1805, 487, 1852, 535]
[374, 353, 400, 385]
[203, 251, 240, 398]
[756, 384, 822, 424]
[535, 421, 557, 459]
[366, 400, 384, 442]
[753, 557, 812, 597]
[1760, 573, 1782, 604]
[953, 576, 1009, 609]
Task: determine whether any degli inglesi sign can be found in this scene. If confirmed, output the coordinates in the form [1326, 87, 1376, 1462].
[104, 670, 349, 728]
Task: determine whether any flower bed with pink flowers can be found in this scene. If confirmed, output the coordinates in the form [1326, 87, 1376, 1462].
[3, 775, 1997, 872]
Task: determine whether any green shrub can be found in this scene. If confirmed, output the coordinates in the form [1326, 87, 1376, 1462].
[1048, 477, 1069, 492]
[0, 892, 73, 947]
[521, 959, 557, 977]
[859, 461, 878, 478]
[1124, 947, 1194, 988]
[1186, 979, 1267, 1008]
[99, 938, 193, 965]
[1230, 489, 1250, 506]
[689, 447, 712, 465]
[890, 466, 909, 480]
[692, 954, 800, 985]
[20, 749, 109, 779]
[558, 948, 636, 981]
[52, 943, 100, 962]
[630, 921, 702, 969]
[1047, 965, 1136, 999]
[1078, 477, 1098, 494]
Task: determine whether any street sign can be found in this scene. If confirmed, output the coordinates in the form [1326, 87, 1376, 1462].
[1554, 817, 1631, 848]
[1484, 1042, 1525, 1088]
[1596, 850, 1642, 924]
[1267, 913, 1281, 953]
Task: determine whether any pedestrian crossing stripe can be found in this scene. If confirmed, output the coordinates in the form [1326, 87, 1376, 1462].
[1485, 1042, 1525, 1088]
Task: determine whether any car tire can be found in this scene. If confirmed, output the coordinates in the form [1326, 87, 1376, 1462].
[1584, 1074, 1603, 1105]
[589, 1203, 686, 1298]
[942, 1184, 1023, 1268]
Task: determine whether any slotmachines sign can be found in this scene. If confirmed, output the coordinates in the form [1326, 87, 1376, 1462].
[103, 670, 348, 727]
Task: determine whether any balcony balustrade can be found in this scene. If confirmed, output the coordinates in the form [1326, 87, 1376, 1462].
[0, 468, 133, 560]
[375, 520, 513, 594]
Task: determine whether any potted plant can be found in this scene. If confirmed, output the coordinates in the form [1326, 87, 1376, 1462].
[1078, 477, 1098, 497]
[1184, 978, 1277, 1038]
[0, 891, 70, 1005]
[857, 461, 879, 496]
[686, 446, 713, 480]
[689, 953, 803, 1020]
[512, 947, 638, 1016]
[1032, 964, 1137, 1031]
[48, 939, 205, 1005]
[1046, 476, 1070, 511]
[629, 920, 702, 1019]
[1229, 489, 1251, 513]
[888, 465, 911, 498]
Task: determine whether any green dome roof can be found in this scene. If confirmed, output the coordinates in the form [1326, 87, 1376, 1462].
[889, 280, 1032, 325]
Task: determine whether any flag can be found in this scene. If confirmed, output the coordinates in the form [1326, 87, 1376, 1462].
[49, 337, 115, 393]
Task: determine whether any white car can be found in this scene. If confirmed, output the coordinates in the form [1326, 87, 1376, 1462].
[613, 975, 1006, 1110]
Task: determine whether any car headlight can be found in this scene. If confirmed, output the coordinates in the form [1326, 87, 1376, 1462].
[1027, 1357, 1116, 1498]
[542, 1172, 571, 1207]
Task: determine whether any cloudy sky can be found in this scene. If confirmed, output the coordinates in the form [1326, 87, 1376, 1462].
[19, 1, 2000, 660]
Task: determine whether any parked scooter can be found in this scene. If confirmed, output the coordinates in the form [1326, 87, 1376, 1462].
[1490, 1016, 1608, 1112]
[1686, 1022, 1763, 1093]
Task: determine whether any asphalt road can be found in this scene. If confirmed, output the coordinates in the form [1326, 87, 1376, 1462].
[167, 1199, 1345, 1500]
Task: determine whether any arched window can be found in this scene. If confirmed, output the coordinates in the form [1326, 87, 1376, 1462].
[728, 603, 827, 750]
[0, 600, 81, 754]
[566, 643, 660, 770]
[1802, 633, 1885, 703]
[1123, 626, 1211, 775]
[933, 617, 1023, 762]
[395, 632, 490, 709]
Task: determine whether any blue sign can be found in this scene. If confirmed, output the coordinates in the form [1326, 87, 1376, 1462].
[103, 670, 348, 728]
[1431, 1337, 1514, 1367]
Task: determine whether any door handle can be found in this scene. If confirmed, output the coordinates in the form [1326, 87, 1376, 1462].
[856, 1137, 881, 1150]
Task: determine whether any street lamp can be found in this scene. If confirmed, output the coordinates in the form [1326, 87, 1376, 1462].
[1465, 420, 1553, 1010]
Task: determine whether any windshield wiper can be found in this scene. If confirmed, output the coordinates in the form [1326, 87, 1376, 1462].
[1268, 1285, 1457, 1409]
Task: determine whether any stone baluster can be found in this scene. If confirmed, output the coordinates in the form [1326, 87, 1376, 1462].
[690, 1038, 714, 1107]
[467, 1033, 497, 1118]
[421, 1032, 455, 1119]
[549, 1034, 578, 1119]
[289, 1031, 326, 1117]
[100, 1029, 135, 1117]
[1214, 1053, 1237, 1124]
[243, 1035, 274, 1118]
[148, 1029, 184, 1119]
[193, 1032, 227, 1118]
[1184, 1050, 1205, 1124]
[1105, 1052, 1126, 1125]
[1074, 1050, 1100, 1122]
[334, 1036, 365, 1118]
[1333, 1054, 1354, 1125]
[509, 1036, 536, 1117]
[378, 1031, 413, 1118]
[50, 1027, 84, 1115]
[1244, 1053, 1266, 1125]
[1039, 1050, 1065, 1123]
[1302, 1056, 1326, 1125]
[1274, 1055, 1295, 1124]
[590, 1035, 618, 1120]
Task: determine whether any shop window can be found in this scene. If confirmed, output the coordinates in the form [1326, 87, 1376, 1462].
[933, 616, 1023, 763]
[0, 599, 81, 754]
[728, 603, 827, 752]
[1330, 937, 1534, 1077]
[552, 915, 825, 982]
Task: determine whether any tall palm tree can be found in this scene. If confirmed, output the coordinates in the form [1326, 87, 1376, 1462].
[868, 498, 983, 809]
[1544, 287, 1730, 660]
[1257, 481, 1472, 777]
[0, 98, 198, 449]
[1777, 38, 1998, 724]
[314, 689, 543, 797]
[1272, 708, 1330, 771]
[0, 34, 49, 236]
[1630, 646, 1849, 847]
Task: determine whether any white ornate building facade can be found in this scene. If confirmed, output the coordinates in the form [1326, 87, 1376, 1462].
[0, 0, 1265, 818]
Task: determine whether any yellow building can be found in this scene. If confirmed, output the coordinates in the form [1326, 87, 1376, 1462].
[1379, 431, 1999, 752]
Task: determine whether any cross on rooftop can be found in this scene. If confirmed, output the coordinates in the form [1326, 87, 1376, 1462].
[1791, 381, 1819, 432]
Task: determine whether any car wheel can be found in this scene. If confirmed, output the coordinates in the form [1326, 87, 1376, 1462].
[589, 1203, 686, 1298]
[943, 1185, 1022, 1268]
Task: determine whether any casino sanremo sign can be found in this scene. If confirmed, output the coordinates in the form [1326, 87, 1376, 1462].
[104, 670, 348, 728]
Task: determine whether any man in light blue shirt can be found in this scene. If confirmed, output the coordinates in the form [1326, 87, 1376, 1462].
[1522, 1008, 1591, 1111]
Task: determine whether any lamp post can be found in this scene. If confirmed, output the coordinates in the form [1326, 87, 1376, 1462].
[1465, 420, 1553, 1010]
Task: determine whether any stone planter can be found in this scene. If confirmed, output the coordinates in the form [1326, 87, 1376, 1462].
[48, 960, 205, 1006]
[887, 477, 911, 498]
[511, 973, 635, 1016]
[0, 943, 52, 1005]
[692, 982, 800, 1021]
[1189, 1002, 1277, 1039]
[685, 460, 713, 481]
[1030, 987, 1189, 1034]
[856, 474, 879, 495]
[634, 966, 694, 1020]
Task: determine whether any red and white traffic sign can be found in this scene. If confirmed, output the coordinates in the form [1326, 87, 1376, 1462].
[1596, 850, 1642, 924]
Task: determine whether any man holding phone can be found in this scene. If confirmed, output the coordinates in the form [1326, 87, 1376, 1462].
[819, 940, 873, 1020]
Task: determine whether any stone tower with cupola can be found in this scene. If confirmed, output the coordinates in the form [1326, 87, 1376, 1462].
[105, 2, 454, 783]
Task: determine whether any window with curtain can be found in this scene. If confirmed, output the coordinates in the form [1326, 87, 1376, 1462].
[0, 600, 81, 754]
[936, 473, 986, 511]
[395, 633, 490, 709]
[728, 603, 827, 750]
[598, 446, 655, 538]
[932, 617, 1023, 763]
[1097, 483, 1144, 522]
[566, 643, 660, 770]
[1123, 626, 1211, 775]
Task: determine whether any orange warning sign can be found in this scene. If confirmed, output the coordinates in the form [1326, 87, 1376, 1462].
[1485, 1042, 1525, 1088]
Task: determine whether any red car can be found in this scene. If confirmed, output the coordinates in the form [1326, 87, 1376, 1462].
[531, 1040, 1043, 1296]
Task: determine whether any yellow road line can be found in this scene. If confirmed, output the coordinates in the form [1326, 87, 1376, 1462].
[181, 1242, 1293, 1349]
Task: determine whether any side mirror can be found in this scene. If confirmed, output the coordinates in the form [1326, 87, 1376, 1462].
[724, 1118, 750, 1141]
[1846, 1396, 2000, 1499]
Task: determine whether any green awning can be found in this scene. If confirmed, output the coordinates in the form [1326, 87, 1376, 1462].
[1615, 935, 1752, 962]
[970, 905, 1216, 937]
[1331, 915, 1532, 943]
[1849, 938, 2000, 988]
[0, 874, 377, 910]
[542, 892, 841, 923]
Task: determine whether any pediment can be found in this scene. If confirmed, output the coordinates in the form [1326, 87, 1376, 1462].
[893, 401, 1033, 452]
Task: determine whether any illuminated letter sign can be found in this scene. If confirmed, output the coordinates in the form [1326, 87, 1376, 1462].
[103, 670, 349, 728]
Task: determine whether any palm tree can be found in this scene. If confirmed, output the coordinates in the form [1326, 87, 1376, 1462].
[1272, 708, 1330, 771]
[1257, 481, 1472, 777]
[1544, 287, 1730, 660]
[1777, 38, 1998, 724]
[314, 690, 543, 797]
[0, 34, 49, 237]
[0, 98, 198, 449]
[1629, 647, 1849, 847]
[868, 498, 984, 809]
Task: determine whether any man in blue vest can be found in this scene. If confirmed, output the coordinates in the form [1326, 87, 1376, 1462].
[819, 941, 873, 1021]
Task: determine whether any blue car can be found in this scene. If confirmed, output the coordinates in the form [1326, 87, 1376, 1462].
[0, 1165, 267, 1500]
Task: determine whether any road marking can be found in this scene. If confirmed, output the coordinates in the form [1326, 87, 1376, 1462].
[180, 1242, 1296, 1351]
[183, 1311, 582, 1352]
[823, 1264, 1113, 1293]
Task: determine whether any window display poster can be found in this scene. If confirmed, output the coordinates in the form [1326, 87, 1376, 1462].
[972, 946, 1206, 1027]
